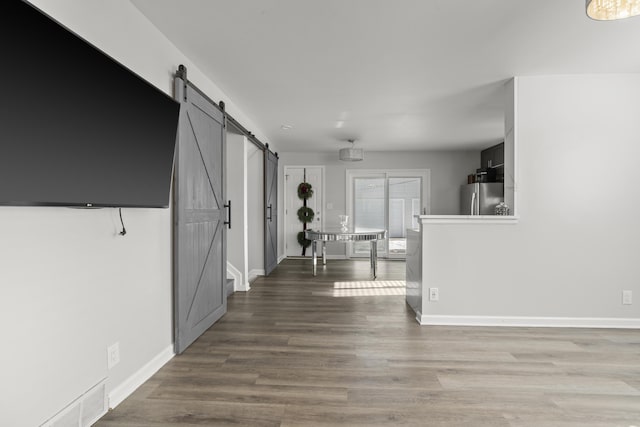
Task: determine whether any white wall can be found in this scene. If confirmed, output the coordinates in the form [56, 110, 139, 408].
[247, 143, 264, 278]
[0, 2, 268, 426]
[226, 132, 247, 287]
[420, 74, 640, 321]
[277, 150, 480, 257]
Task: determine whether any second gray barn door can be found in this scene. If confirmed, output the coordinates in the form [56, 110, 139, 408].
[264, 150, 278, 275]
[174, 73, 227, 354]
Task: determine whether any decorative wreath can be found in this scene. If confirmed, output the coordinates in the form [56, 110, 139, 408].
[297, 231, 312, 249]
[297, 206, 315, 223]
[297, 182, 314, 200]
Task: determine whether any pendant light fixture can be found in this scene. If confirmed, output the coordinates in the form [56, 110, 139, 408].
[339, 139, 364, 162]
[586, 0, 640, 20]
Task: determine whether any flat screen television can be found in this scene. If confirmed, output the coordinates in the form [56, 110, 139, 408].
[0, 1, 180, 208]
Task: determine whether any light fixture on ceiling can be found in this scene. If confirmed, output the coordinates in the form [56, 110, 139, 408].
[586, 0, 640, 20]
[339, 139, 364, 162]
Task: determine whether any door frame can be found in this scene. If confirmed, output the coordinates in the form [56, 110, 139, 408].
[345, 169, 430, 259]
[283, 165, 325, 257]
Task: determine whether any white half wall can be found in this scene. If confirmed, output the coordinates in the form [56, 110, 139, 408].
[277, 150, 480, 258]
[0, 2, 268, 426]
[420, 74, 640, 320]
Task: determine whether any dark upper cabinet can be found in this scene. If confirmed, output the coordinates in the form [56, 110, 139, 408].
[481, 142, 504, 182]
[480, 149, 492, 169]
[493, 143, 504, 167]
[481, 142, 504, 169]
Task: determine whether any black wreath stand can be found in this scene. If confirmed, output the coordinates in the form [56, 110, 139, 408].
[296, 177, 314, 256]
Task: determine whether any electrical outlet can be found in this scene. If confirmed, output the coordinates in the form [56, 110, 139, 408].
[622, 290, 632, 305]
[429, 287, 439, 301]
[107, 342, 120, 369]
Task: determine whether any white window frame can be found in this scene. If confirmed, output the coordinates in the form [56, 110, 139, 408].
[345, 169, 431, 259]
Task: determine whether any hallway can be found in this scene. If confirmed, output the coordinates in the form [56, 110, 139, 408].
[97, 259, 640, 426]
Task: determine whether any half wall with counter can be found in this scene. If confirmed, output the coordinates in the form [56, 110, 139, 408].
[407, 76, 640, 330]
[406, 215, 518, 325]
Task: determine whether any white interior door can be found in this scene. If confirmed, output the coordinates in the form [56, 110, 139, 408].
[284, 166, 323, 257]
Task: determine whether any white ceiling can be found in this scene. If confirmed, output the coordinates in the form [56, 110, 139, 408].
[131, 0, 640, 153]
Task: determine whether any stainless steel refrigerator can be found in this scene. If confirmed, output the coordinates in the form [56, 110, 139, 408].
[460, 183, 504, 215]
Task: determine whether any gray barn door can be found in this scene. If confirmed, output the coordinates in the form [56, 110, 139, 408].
[264, 150, 278, 275]
[174, 74, 227, 354]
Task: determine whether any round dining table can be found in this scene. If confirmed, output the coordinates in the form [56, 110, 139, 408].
[304, 228, 387, 278]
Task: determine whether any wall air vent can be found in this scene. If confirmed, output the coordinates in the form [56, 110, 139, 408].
[41, 380, 107, 427]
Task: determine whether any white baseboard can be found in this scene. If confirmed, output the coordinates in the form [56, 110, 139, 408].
[417, 314, 640, 329]
[326, 255, 347, 260]
[277, 254, 286, 264]
[227, 262, 250, 291]
[108, 345, 174, 409]
[236, 279, 251, 292]
[414, 310, 423, 325]
[248, 268, 265, 282]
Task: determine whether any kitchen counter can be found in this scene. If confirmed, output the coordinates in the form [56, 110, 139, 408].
[414, 214, 519, 224]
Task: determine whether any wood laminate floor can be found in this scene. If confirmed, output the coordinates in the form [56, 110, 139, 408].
[97, 259, 640, 426]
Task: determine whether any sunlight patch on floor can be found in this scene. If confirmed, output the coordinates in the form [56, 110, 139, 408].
[334, 280, 405, 289]
[329, 280, 406, 297]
